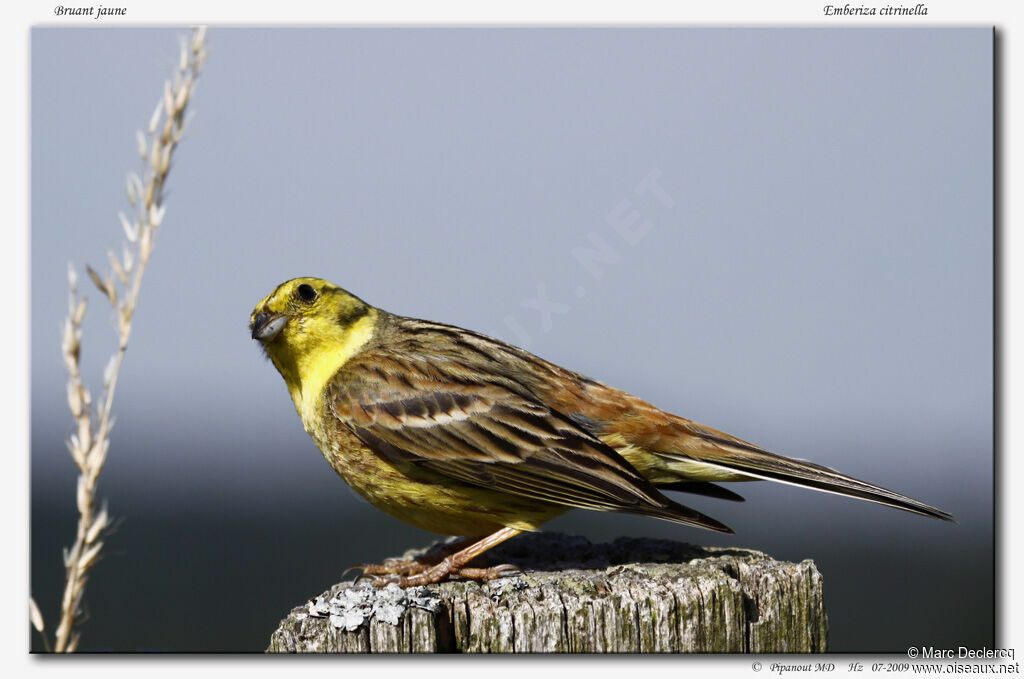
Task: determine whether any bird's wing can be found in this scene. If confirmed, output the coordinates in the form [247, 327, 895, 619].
[326, 352, 732, 533]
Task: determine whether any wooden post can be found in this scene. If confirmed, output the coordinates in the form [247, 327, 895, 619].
[267, 532, 828, 653]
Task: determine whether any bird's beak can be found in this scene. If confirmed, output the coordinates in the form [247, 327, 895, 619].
[251, 312, 289, 341]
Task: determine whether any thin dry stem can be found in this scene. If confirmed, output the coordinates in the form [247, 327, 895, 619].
[33, 27, 207, 653]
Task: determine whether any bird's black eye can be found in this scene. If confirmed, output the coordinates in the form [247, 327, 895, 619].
[296, 283, 318, 302]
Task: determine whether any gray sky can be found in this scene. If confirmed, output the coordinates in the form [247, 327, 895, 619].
[32, 27, 991, 475]
[31, 27, 992, 650]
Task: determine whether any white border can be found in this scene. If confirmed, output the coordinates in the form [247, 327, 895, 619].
[5, 1, 1016, 675]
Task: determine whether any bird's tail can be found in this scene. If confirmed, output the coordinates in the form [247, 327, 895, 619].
[650, 424, 955, 522]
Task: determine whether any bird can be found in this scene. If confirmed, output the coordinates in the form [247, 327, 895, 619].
[250, 277, 953, 586]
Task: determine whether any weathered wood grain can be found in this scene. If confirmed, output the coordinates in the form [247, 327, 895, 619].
[267, 532, 828, 653]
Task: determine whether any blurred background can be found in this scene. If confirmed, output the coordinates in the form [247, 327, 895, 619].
[31, 27, 992, 652]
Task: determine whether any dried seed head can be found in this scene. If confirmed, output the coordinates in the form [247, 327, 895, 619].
[66, 262, 78, 292]
[150, 204, 166, 229]
[163, 80, 174, 117]
[179, 36, 188, 72]
[125, 175, 137, 207]
[67, 381, 82, 417]
[161, 117, 174, 146]
[68, 437, 85, 469]
[102, 355, 117, 388]
[175, 76, 191, 112]
[76, 476, 88, 515]
[119, 212, 136, 242]
[122, 244, 134, 273]
[136, 130, 148, 160]
[159, 144, 172, 175]
[148, 97, 163, 135]
[86, 507, 109, 544]
[150, 137, 163, 172]
[118, 307, 131, 336]
[78, 541, 104, 571]
[29, 597, 45, 633]
[108, 250, 127, 286]
[104, 274, 117, 307]
[78, 411, 92, 449]
[89, 437, 110, 471]
[61, 318, 74, 353]
[85, 265, 108, 297]
[138, 224, 153, 261]
[74, 298, 87, 326]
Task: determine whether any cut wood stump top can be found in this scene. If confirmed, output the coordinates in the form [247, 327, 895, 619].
[267, 532, 828, 653]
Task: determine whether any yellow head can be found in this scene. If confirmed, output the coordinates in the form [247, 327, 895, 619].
[250, 278, 378, 415]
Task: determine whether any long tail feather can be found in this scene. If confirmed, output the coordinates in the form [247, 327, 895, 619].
[665, 427, 954, 522]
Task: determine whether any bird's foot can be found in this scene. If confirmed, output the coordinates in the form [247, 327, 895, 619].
[349, 527, 524, 588]
[352, 557, 429, 577]
[367, 561, 521, 587]
[344, 535, 482, 580]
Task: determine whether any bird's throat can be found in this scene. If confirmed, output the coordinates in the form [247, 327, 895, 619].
[275, 310, 378, 427]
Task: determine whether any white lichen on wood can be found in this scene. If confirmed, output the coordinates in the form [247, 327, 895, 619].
[268, 533, 828, 653]
[304, 582, 442, 631]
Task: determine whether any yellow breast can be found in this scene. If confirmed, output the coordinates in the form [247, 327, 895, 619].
[283, 310, 378, 431]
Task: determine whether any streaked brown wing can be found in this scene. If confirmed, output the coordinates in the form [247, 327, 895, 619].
[326, 351, 732, 532]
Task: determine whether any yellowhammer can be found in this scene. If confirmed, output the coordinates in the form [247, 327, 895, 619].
[251, 277, 952, 586]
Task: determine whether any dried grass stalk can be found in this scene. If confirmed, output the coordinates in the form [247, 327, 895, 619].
[31, 27, 208, 653]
